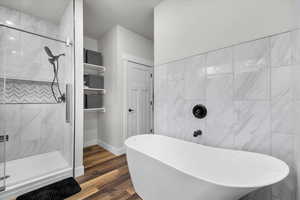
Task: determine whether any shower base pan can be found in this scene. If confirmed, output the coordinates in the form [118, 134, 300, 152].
[0, 151, 73, 200]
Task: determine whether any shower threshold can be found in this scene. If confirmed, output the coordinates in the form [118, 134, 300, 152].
[0, 151, 73, 199]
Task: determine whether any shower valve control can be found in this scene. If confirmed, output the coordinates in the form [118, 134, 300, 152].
[192, 104, 207, 119]
[193, 130, 202, 137]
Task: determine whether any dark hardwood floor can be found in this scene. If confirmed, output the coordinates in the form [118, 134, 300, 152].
[66, 145, 141, 200]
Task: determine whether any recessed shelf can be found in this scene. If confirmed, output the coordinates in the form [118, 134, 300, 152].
[0, 78, 59, 104]
[84, 108, 106, 112]
[84, 63, 106, 72]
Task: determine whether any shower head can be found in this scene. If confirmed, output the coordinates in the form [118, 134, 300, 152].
[44, 46, 55, 59]
[44, 46, 66, 61]
[44, 46, 66, 103]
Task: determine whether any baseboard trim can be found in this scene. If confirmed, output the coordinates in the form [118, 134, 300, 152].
[97, 140, 125, 156]
[84, 139, 98, 147]
[75, 165, 84, 177]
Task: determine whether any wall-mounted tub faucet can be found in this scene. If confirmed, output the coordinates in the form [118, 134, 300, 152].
[193, 130, 202, 137]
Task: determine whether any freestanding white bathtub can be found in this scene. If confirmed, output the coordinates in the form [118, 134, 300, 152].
[125, 135, 289, 200]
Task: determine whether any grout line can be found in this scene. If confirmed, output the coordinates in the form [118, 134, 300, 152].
[156, 28, 300, 67]
[268, 37, 273, 156]
[232, 43, 238, 149]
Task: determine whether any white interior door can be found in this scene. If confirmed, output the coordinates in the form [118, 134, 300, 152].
[127, 61, 153, 138]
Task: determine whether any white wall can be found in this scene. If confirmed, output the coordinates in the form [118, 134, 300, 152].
[116, 25, 154, 148]
[98, 25, 154, 153]
[293, 0, 300, 29]
[84, 37, 99, 51]
[118, 26, 154, 61]
[98, 27, 119, 151]
[154, 0, 294, 65]
[83, 36, 100, 147]
[74, 0, 84, 177]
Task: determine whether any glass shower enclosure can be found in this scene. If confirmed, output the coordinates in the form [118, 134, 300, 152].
[0, 0, 75, 198]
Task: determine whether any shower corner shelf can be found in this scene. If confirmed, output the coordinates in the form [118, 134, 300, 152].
[84, 108, 106, 113]
[84, 63, 106, 72]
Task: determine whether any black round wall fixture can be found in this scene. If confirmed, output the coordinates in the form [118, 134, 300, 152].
[192, 104, 207, 119]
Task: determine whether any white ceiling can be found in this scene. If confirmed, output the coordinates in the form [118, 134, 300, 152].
[84, 0, 163, 40]
[0, 0, 70, 24]
[0, 0, 163, 40]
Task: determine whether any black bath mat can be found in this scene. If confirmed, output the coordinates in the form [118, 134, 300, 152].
[16, 177, 81, 200]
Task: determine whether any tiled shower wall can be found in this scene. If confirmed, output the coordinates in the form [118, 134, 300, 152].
[154, 30, 300, 200]
[0, 5, 73, 162]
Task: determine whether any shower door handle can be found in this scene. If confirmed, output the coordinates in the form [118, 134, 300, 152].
[66, 84, 72, 123]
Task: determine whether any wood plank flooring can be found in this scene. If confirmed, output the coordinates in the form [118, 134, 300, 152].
[66, 145, 142, 200]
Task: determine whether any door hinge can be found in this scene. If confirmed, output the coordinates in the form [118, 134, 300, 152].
[150, 101, 153, 106]
[150, 73, 153, 78]
[150, 129, 153, 133]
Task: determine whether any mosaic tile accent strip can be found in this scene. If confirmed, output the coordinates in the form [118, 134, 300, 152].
[0, 78, 59, 104]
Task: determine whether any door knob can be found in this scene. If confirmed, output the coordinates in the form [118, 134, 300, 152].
[128, 108, 134, 112]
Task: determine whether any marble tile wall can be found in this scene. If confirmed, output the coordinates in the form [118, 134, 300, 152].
[154, 30, 300, 200]
[0, 6, 59, 39]
[58, 0, 74, 166]
[0, 104, 68, 161]
[0, 79, 59, 104]
[0, 20, 61, 82]
[0, 5, 73, 163]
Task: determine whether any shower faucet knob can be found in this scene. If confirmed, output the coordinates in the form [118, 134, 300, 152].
[192, 104, 207, 119]
[193, 130, 202, 137]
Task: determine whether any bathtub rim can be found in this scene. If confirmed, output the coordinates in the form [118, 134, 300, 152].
[125, 134, 290, 189]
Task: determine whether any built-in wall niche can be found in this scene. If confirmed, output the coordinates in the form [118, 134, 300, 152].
[0, 78, 60, 104]
[83, 49, 106, 112]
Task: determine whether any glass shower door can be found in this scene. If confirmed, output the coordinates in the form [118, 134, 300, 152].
[0, 134, 6, 192]
[0, 0, 75, 192]
[0, 25, 74, 188]
[0, 26, 6, 192]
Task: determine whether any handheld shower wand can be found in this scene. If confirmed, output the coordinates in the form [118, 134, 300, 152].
[44, 46, 66, 103]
